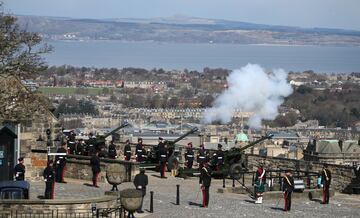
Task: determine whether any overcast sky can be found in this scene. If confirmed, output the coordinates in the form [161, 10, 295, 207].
[3, 0, 360, 30]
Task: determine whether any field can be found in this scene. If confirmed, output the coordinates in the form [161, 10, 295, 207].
[38, 87, 109, 95]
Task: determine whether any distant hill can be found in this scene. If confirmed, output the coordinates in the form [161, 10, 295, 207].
[16, 15, 360, 46]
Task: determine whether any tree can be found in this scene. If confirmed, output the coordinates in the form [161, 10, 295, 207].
[0, 4, 52, 77]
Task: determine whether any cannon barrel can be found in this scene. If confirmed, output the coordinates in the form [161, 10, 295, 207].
[102, 122, 129, 139]
[238, 133, 274, 152]
[168, 127, 199, 145]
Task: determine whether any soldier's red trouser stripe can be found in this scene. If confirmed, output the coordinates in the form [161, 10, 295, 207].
[202, 189, 206, 207]
[323, 188, 326, 203]
[162, 162, 166, 176]
[51, 182, 55, 199]
[284, 193, 287, 211]
[61, 167, 65, 182]
[94, 173, 99, 186]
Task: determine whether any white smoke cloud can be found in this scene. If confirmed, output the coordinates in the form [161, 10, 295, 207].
[203, 64, 293, 129]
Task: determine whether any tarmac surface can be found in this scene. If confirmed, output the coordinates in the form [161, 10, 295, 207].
[29, 171, 360, 218]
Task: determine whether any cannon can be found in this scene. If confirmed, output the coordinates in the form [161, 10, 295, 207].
[224, 133, 274, 179]
[142, 127, 199, 170]
[86, 122, 129, 155]
[178, 133, 273, 179]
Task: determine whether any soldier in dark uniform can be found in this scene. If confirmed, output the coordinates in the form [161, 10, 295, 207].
[86, 133, 97, 156]
[254, 163, 266, 204]
[107, 140, 117, 159]
[67, 130, 76, 154]
[55, 142, 67, 183]
[158, 137, 168, 178]
[197, 144, 208, 169]
[185, 142, 195, 169]
[43, 160, 55, 199]
[135, 138, 144, 162]
[212, 144, 224, 171]
[14, 157, 25, 181]
[76, 139, 85, 155]
[124, 139, 132, 161]
[90, 150, 101, 187]
[282, 170, 294, 211]
[133, 168, 148, 214]
[321, 164, 332, 204]
[199, 161, 212, 208]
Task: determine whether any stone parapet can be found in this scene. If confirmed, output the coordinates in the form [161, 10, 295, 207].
[246, 154, 355, 193]
[65, 155, 140, 183]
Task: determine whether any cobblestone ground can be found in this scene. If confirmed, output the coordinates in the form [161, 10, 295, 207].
[30, 171, 360, 218]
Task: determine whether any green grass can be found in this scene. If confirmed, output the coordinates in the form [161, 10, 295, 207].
[38, 87, 104, 95]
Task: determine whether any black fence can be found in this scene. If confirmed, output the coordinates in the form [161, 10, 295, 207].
[0, 208, 124, 218]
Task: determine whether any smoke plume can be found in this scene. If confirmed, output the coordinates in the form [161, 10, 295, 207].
[203, 64, 293, 129]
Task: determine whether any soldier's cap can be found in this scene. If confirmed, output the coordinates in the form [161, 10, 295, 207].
[125, 139, 130, 143]
[159, 137, 163, 140]
[140, 168, 145, 173]
[48, 160, 54, 164]
[138, 138, 142, 141]
[323, 163, 328, 168]
[187, 142, 192, 146]
[285, 169, 292, 173]
[200, 144, 204, 147]
[218, 144, 222, 148]
[18, 157, 24, 162]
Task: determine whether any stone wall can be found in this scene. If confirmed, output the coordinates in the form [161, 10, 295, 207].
[246, 154, 355, 193]
[65, 155, 140, 183]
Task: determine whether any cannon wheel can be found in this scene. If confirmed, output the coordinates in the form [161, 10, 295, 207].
[230, 163, 244, 180]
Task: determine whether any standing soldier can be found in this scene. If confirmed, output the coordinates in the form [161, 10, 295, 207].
[197, 144, 207, 169]
[76, 139, 85, 156]
[135, 138, 144, 162]
[282, 170, 294, 212]
[67, 130, 76, 154]
[158, 137, 168, 178]
[124, 139, 132, 161]
[212, 144, 224, 171]
[108, 141, 117, 159]
[14, 157, 25, 181]
[90, 150, 101, 187]
[254, 163, 266, 204]
[133, 168, 148, 213]
[321, 164, 332, 204]
[43, 160, 55, 199]
[55, 142, 67, 183]
[184, 142, 195, 169]
[199, 161, 212, 208]
[86, 132, 96, 156]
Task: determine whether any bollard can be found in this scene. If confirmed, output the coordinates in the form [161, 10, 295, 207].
[150, 191, 154, 213]
[223, 178, 225, 188]
[242, 173, 245, 185]
[176, 184, 180, 205]
[232, 179, 235, 187]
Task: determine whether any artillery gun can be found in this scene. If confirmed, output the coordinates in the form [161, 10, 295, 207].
[143, 127, 199, 170]
[86, 122, 129, 154]
[178, 133, 273, 178]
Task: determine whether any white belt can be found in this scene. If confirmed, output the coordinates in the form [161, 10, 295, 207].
[187, 155, 194, 157]
[137, 150, 142, 152]
[126, 151, 132, 153]
[199, 156, 205, 159]
[69, 142, 75, 144]
[161, 155, 166, 157]
[218, 157, 223, 160]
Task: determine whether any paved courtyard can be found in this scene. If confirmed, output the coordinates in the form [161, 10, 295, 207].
[29, 171, 360, 218]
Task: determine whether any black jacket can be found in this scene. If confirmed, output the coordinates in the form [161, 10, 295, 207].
[199, 166, 212, 187]
[134, 173, 148, 196]
[90, 154, 101, 173]
[55, 147, 67, 167]
[197, 149, 208, 164]
[124, 144, 132, 157]
[158, 144, 167, 162]
[14, 163, 25, 181]
[43, 165, 55, 183]
[185, 148, 195, 161]
[282, 175, 294, 192]
[321, 168, 332, 186]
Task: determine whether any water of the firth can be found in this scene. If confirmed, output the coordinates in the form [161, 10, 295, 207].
[45, 40, 360, 73]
